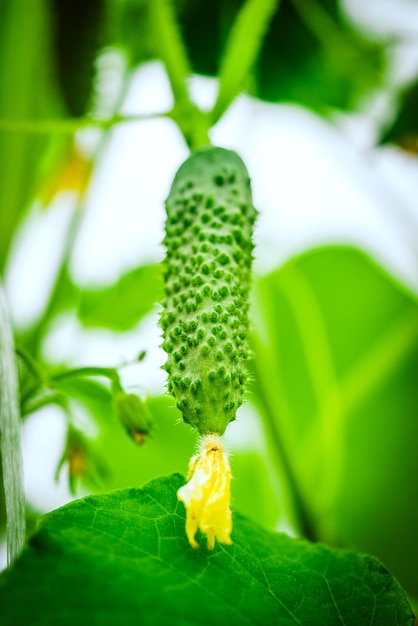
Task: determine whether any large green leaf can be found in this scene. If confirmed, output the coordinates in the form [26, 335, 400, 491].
[250, 245, 418, 596]
[0, 474, 414, 625]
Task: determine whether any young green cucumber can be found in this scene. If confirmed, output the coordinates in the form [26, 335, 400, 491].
[161, 146, 257, 435]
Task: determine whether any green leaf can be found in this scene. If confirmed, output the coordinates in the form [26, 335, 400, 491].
[380, 78, 418, 152]
[250, 245, 418, 596]
[176, 0, 386, 113]
[106, 0, 154, 67]
[211, 0, 279, 124]
[259, 0, 386, 111]
[0, 474, 414, 625]
[77, 263, 163, 331]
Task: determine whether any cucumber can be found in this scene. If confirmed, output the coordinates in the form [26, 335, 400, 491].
[160, 146, 256, 435]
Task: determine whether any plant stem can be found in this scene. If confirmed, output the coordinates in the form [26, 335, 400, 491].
[20, 364, 121, 416]
[211, 0, 279, 125]
[149, 0, 210, 149]
[0, 112, 167, 135]
[0, 282, 26, 565]
[148, 0, 192, 112]
[21, 391, 67, 418]
[50, 366, 119, 384]
[15, 344, 44, 382]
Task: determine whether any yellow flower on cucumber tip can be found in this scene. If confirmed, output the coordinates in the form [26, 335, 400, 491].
[177, 433, 232, 550]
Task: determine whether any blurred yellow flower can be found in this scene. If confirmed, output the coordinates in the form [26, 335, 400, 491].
[177, 434, 232, 550]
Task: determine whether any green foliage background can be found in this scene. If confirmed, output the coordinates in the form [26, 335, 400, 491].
[0, 0, 417, 623]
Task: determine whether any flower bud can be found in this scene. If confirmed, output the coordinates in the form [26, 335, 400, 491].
[113, 392, 153, 445]
[55, 426, 107, 495]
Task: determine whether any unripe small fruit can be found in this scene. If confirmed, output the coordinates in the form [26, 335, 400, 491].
[161, 146, 256, 434]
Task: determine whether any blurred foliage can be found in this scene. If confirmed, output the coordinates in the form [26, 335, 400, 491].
[48, 0, 107, 117]
[251, 245, 418, 596]
[380, 77, 418, 153]
[106, 0, 387, 113]
[77, 264, 163, 331]
[175, 0, 386, 112]
[108, 0, 155, 66]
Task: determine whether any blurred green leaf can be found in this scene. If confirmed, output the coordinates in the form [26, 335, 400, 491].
[0, 0, 56, 270]
[258, 0, 386, 110]
[107, 0, 155, 66]
[176, 0, 386, 113]
[0, 474, 414, 625]
[230, 450, 281, 530]
[251, 245, 418, 596]
[77, 263, 162, 331]
[380, 78, 418, 152]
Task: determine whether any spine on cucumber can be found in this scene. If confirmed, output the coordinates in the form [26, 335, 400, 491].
[160, 146, 257, 435]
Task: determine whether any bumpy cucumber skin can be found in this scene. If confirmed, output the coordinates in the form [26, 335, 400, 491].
[161, 146, 257, 435]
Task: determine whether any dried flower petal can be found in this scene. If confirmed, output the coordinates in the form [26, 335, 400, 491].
[177, 434, 232, 549]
